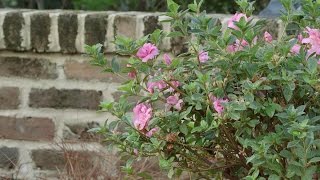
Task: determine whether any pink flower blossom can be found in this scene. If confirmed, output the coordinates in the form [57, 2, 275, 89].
[133, 103, 153, 130]
[146, 127, 159, 138]
[210, 96, 228, 114]
[133, 149, 139, 155]
[147, 80, 167, 93]
[318, 60, 320, 65]
[163, 53, 172, 65]
[198, 51, 209, 63]
[264, 31, 273, 43]
[227, 13, 248, 30]
[168, 81, 181, 92]
[136, 43, 159, 62]
[166, 94, 183, 111]
[226, 44, 237, 53]
[226, 39, 249, 52]
[291, 44, 301, 55]
[302, 27, 320, 55]
[297, 34, 303, 43]
[128, 71, 136, 78]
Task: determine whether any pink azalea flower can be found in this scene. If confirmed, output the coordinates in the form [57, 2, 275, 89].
[147, 80, 167, 93]
[128, 71, 136, 78]
[227, 13, 248, 30]
[210, 96, 228, 114]
[198, 51, 209, 63]
[166, 94, 183, 111]
[291, 44, 301, 55]
[133, 148, 139, 155]
[146, 127, 159, 138]
[136, 43, 159, 62]
[168, 80, 181, 92]
[227, 39, 249, 52]
[302, 27, 320, 55]
[297, 34, 303, 43]
[133, 103, 153, 130]
[264, 31, 273, 43]
[163, 53, 172, 65]
[226, 44, 237, 53]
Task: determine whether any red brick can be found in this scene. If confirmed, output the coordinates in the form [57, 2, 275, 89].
[0, 87, 20, 110]
[0, 116, 55, 141]
[64, 61, 124, 83]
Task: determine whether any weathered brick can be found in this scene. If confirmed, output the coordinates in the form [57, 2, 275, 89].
[0, 147, 19, 170]
[0, 87, 20, 110]
[32, 150, 65, 170]
[85, 14, 108, 46]
[143, 15, 161, 35]
[29, 88, 102, 110]
[3, 11, 24, 50]
[31, 13, 51, 52]
[63, 122, 102, 142]
[114, 14, 137, 38]
[0, 56, 58, 79]
[0, 116, 55, 141]
[63, 61, 124, 82]
[58, 13, 78, 53]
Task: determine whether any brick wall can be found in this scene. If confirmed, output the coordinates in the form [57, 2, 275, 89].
[0, 9, 282, 179]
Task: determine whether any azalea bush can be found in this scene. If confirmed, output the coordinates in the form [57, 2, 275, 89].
[86, 0, 320, 179]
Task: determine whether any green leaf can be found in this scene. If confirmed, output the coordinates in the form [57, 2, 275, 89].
[188, 4, 197, 12]
[307, 58, 318, 74]
[308, 157, 320, 164]
[167, 0, 179, 13]
[179, 124, 188, 135]
[168, 168, 174, 178]
[111, 56, 120, 73]
[265, 104, 276, 117]
[283, 84, 294, 102]
[229, 111, 241, 120]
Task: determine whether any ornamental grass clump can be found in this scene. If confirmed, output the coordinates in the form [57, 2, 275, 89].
[86, 0, 320, 179]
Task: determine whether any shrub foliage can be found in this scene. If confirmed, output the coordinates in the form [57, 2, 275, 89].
[86, 0, 320, 179]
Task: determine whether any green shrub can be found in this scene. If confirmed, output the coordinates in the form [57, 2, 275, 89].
[86, 0, 320, 178]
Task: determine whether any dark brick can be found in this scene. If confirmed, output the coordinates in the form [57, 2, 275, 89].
[31, 13, 51, 52]
[3, 11, 24, 50]
[0, 87, 20, 110]
[0, 116, 55, 141]
[0, 147, 19, 170]
[114, 14, 137, 38]
[58, 13, 78, 53]
[29, 88, 102, 110]
[0, 56, 58, 79]
[32, 150, 65, 170]
[143, 15, 161, 35]
[85, 14, 108, 46]
[63, 122, 102, 142]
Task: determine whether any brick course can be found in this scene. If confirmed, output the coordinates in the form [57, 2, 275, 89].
[0, 56, 58, 79]
[0, 116, 55, 141]
[64, 60, 124, 82]
[0, 87, 20, 110]
[29, 88, 102, 110]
